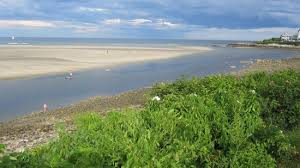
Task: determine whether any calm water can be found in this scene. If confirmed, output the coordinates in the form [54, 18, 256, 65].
[0, 37, 247, 47]
[0, 39, 299, 121]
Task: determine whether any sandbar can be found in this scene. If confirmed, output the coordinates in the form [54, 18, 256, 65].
[0, 45, 212, 80]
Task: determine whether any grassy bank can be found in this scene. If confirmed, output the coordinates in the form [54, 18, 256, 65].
[257, 38, 300, 46]
[1, 70, 299, 167]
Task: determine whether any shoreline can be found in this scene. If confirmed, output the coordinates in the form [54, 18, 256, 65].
[232, 56, 300, 76]
[228, 43, 300, 50]
[0, 45, 212, 80]
[1, 56, 300, 153]
[0, 88, 151, 152]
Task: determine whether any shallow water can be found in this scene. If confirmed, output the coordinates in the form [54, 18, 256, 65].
[0, 47, 299, 121]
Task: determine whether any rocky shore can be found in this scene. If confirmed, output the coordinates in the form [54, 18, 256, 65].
[228, 43, 300, 50]
[0, 88, 150, 153]
[1, 57, 300, 153]
[233, 57, 300, 75]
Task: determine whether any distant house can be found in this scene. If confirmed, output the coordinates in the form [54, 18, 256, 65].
[280, 29, 300, 42]
[280, 33, 292, 41]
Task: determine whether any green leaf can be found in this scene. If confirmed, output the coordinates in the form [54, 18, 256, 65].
[9, 156, 17, 161]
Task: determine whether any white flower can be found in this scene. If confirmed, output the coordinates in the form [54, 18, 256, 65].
[152, 96, 161, 101]
[280, 130, 283, 134]
[250, 90, 256, 94]
[191, 93, 198, 97]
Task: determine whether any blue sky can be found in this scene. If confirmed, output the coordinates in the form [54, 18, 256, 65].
[0, 0, 299, 40]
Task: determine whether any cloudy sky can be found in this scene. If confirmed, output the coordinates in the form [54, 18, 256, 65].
[0, 0, 299, 40]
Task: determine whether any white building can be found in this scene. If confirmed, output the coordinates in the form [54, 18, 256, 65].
[280, 33, 291, 41]
[280, 29, 300, 42]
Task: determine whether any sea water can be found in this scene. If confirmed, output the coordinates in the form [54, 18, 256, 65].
[0, 37, 246, 47]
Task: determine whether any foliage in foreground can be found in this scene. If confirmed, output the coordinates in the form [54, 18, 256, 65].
[0, 70, 299, 167]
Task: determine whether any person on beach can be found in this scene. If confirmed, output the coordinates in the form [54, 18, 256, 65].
[43, 104, 48, 112]
[65, 72, 73, 80]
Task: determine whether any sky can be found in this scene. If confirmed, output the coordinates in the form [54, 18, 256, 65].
[0, 0, 299, 40]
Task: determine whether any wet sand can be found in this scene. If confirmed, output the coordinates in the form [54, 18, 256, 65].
[0, 45, 212, 80]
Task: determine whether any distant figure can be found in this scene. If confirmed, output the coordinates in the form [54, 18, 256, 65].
[106, 50, 109, 54]
[43, 104, 48, 112]
[65, 72, 73, 80]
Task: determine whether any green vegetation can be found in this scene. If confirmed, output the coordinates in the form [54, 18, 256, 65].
[0, 70, 299, 167]
[257, 38, 300, 46]
[258, 38, 281, 44]
[281, 127, 300, 167]
[287, 127, 300, 153]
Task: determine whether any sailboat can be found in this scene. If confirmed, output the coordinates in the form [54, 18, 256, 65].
[11, 36, 15, 40]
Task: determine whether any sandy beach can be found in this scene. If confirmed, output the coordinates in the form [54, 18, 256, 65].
[0, 45, 212, 80]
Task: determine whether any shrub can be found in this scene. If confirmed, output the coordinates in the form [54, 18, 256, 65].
[242, 70, 300, 130]
[251, 125, 296, 160]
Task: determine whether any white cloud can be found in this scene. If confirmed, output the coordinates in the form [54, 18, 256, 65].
[51, 21, 104, 33]
[73, 27, 101, 33]
[103, 18, 122, 25]
[155, 19, 180, 28]
[76, 7, 108, 13]
[184, 27, 299, 41]
[103, 18, 151, 25]
[68, 24, 103, 33]
[0, 19, 104, 34]
[102, 18, 181, 29]
[129, 19, 152, 25]
[0, 20, 56, 28]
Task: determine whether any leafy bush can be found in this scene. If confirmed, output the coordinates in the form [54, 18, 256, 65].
[251, 125, 296, 160]
[242, 70, 300, 130]
[153, 70, 300, 130]
[1, 70, 299, 167]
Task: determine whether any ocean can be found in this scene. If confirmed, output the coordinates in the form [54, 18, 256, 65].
[0, 37, 247, 47]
